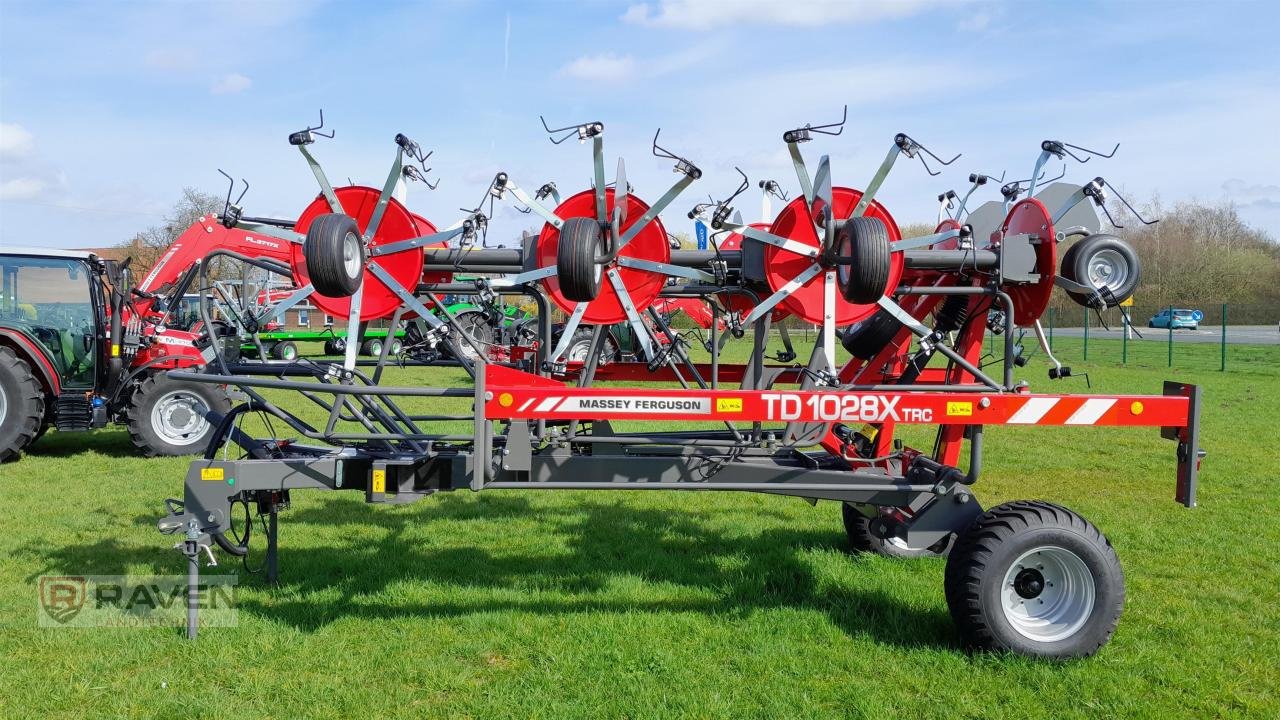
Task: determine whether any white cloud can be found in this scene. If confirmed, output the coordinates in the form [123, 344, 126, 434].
[558, 53, 637, 82]
[210, 73, 252, 95]
[622, 0, 932, 29]
[0, 123, 35, 160]
[0, 177, 46, 200]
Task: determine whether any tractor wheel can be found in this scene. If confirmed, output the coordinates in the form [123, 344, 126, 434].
[271, 341, 298, 361]
[1061, 234, 1140, 308]
[836, 216, 892, 304]
[841, 309, 903, 360]
[556, 217, 605, 302]
[0, 346, 46, 463]
[126, 372, 231, 457]
[448, 311, 494, 363]
[842, 503, 951, 558]
[361, 338, 384, 357]
[944, 500, 1124, 659]
[561, 328, 620, 365]
[304, 213, 365, 297]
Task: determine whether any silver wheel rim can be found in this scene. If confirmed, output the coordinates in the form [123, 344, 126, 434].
[150, 390, 212, 447]
[566, 340, 590, 363]
[1001, 545, 1096, 642]
[1086, 248, 1129, 291]
[342, 231, 362, 279]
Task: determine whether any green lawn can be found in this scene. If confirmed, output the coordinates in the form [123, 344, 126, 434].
[1, 338, 1278, 719]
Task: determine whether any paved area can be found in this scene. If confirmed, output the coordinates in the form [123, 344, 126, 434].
[1051, 324, 1278, 345]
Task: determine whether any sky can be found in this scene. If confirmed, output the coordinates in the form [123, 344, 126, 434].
[1, 0, 1278, 249]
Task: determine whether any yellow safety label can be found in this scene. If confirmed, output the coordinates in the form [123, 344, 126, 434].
[372, 469, 386, 494]
[947, 401, 974, 417]
[716, 397, 743, 413]
[200, 467, 224, 481]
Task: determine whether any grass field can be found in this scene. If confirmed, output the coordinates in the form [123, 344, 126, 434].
[1, 338, 1278, 719]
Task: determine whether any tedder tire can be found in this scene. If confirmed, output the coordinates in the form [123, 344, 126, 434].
[271, 341, 299, 361]
[1061, 234, 1140, 308]
[842, 503, 950, 558]
[0, 346, 46, 462]
[304, 213, 365, 297]
[127, 372, 231, 457]
[841, 309, 903, 360]
[944, 500, 1124, 659]
[837, 216, 892, 304]
[556, 216, 605, 302]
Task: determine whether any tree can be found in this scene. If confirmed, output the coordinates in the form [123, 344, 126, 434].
[118, 188, 222, 272]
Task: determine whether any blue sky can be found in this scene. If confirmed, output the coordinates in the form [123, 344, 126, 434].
[1, 0, 1278, 249]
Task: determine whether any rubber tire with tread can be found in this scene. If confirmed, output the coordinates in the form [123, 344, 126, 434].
[944, 500, 1124, 659]
[842, 503, 950, 558]
[449, 311, 493, 363]
[304, 213, 365, 297]
[556, 217, 605, 302]
[271, 341, 298, 361]
[361, 338, 384, 357]
[837, 216, 892, 304]
[560, 328, 620, 365]
[0, 346, 46, 462]
[324, 338, 346, 355]
[126, 372, 231, 457]
[1061, 234, 1140, 308]
[841, 309, 903, 360]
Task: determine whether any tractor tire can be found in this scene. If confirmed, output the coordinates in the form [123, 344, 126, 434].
[448, 311, 493, 363]
[560, 328, 620, 365]
[836, 216, 892, 304]
[841, 309, 902, 360]
[556, 216, 605, 302]
[271, 341, 298, 361]
[304, 213, 365, 298]
[0, 346, 46, 463]
[361, 338, 384, 357]
[842, 503, 951, 558]
[944, 500, 1124, 659]
[126, 372, 231, 457]
[1061, 234, 1140, 308]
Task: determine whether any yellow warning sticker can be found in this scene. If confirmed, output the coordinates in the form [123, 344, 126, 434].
[372, 469, 386, 494]
[947, 401, 974, 417]
[716, 397, 743, 413]
[200, 467, 224, 482]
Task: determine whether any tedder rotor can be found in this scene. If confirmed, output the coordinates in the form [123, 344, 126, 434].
[154, 113, 1202, 660]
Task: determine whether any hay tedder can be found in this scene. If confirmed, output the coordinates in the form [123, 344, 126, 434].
[156, 111, 1203, 659]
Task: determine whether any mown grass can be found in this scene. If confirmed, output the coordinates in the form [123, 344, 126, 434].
[1, 337, 1277, 719]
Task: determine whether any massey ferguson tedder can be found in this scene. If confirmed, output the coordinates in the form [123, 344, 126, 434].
[155, 112, 1202, 660]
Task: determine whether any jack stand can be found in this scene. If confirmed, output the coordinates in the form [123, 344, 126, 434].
[181, 522, 203, 640]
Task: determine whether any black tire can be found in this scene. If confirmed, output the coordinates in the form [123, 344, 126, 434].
[304, 213, 365, 297]
[448, 311, 493, 363]
[0, 346, 46, 463]
[841, 309, 902, 360]
[842, 503, 950, 558]
[271, 341, 298, 361]
[388, 338, 403, 355]
[559, 328, 620, 365]
[944, 500, 1124, 659]
[1061, 234, 1140, 308]
[837, 216, 892, 304]
[324, 337, 346, 355]
[126, 372, 231, 457]
[361, 338, 384, 357]
[557, 216, 605, 302]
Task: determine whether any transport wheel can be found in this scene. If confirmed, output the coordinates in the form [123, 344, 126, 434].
[841, 309, 902, 360]
[836, 216, 892, 304]
[1061, 234, 1140, 308]
[842, 503, 950, 558]
[0, 346, 46, 463]
[304, 213, 365, 297]
[388, 338, 403, 355]
[361, 338, 384, 357]
[271, 341, 298, 361]
[944, 500, 1124, 659]
[449, 311, 493, 363]
[127, 372, 231, 457]
[556, 216, 605, 302]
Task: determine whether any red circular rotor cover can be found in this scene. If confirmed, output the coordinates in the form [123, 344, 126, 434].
[763, 187, 903, 326]
[1000, 197, 1057, 326]
[292, 186, 429, 321]
[537, 188, 669, 325]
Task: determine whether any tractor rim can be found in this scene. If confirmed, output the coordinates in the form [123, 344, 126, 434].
[1087, 248, 1128, 291]
[151, 390, 212, 446]
[1000, 545, 1095, 642]
[342, 231, 361, 279]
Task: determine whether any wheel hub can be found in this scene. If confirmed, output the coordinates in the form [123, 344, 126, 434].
[151, 391, 210, 446]
[1000, 545, 1096, 642]
[1013, 567, 1046, 599]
